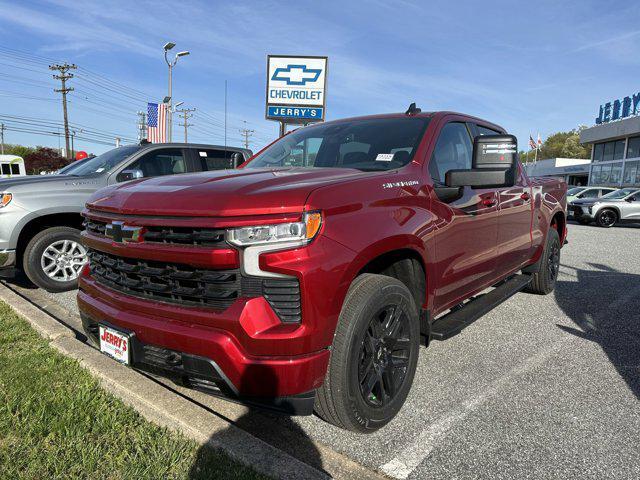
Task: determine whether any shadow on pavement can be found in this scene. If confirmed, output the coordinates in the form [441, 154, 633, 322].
[188, 365, 325, 479]
[554, 262, 640, 399]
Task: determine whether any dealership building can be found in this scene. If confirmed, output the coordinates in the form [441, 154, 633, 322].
[579, 93, 640, 187]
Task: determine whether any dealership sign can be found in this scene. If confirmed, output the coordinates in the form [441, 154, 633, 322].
[595, 92, 640, 124]
[266, 55, 328, 123]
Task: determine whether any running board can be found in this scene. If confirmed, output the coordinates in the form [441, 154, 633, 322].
[430, 274, 532, 341]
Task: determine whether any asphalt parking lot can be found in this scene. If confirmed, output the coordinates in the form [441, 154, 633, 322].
[7, 222, 640, 479]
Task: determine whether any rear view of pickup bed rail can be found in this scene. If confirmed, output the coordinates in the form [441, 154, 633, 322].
[78, 108, 567, 432]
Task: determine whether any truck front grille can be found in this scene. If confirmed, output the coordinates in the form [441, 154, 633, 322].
[84, 219, 227, 247]
[87, 249, 302, 321]
[88, 249, 242, 310]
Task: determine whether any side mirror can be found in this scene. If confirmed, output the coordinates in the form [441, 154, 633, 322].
[230, 152, 244, 168]
[626, 195, 637, 202]
[117, 169, 144, 182]
[445, 135, 517, 188]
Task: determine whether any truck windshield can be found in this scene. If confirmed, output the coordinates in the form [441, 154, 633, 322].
[601, 188, 638, 199]
[63, 145, 141, 176]
[245, 117, 430, 171]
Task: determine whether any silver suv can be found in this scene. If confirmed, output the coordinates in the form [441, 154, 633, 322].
[0, 142, 251, 292]
[569, 187, 640, 227]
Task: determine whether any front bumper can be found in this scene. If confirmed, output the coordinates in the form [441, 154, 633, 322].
[0, 249, 16, 269]
[77, 280, 330, 412]
[568, 205, 593, 220]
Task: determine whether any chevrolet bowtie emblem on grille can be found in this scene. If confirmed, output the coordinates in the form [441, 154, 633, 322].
[105, 221, 143, 243]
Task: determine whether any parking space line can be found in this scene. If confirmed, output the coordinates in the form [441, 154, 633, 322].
[379, 281, 640, 479]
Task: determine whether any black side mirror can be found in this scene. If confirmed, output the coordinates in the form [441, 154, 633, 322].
[627, 195, 637, 202]
[117, 169, 144, 182]
[445, 135, 517, 188]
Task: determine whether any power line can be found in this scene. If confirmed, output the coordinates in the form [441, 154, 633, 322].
[49, 62, 77, 158]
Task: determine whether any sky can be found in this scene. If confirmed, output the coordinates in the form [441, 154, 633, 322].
[0, 0, 639, 155]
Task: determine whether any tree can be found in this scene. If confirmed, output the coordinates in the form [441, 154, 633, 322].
[539, 127, 590, 159]
[23, 147, 70, 174]
[4, 144, 35, 158]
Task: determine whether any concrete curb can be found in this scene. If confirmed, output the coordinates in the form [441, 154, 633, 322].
[0, 283, 327, 480]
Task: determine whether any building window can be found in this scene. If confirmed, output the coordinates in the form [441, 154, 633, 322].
[590, 164, 602, 184]
[623, 161, 638, 185]
[594, 139, 627, 162]
[627, 136, 640, 159]
[610, 162, 623, 184]
[593, 143, 604, 161]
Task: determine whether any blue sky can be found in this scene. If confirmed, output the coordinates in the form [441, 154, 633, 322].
[0, 0, 638, 155]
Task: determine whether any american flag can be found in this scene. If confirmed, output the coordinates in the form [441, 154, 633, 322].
[529, 134, 537, 150]
[147, 102, 167, 143]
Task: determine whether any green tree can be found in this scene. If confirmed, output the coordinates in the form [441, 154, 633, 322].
[539, 127, 590, 159]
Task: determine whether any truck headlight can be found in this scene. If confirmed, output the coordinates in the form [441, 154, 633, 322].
[0, 193, 12, 208]
[227, 211, 322, 247]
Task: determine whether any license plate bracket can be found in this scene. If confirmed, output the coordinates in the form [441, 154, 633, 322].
[98, 324, 131, 365]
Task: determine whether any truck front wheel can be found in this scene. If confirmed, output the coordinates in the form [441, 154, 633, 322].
[524, 227, 560, 295]
[23, 226, 88, 292]
[314, 274, 420, 433]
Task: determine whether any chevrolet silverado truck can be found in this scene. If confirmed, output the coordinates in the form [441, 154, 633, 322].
[0, 142, 250, 292]
[78, 109, 567, 433]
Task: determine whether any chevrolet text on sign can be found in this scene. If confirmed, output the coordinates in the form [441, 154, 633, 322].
[266, 55, 328, 123]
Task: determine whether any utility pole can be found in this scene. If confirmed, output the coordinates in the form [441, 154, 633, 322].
[136, 111, 147, 142]
[49, 63, 77, 159]
[239, 121, 254, 149]
[0, 123, 4, 155]
[176, 107, 195, 143]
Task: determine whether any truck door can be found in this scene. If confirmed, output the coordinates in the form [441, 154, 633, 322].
[471, 124, 534, 275]
[495, 165, 533, 274]
[428, 121, 499, 312]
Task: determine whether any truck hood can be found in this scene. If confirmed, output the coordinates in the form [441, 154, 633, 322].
[86, 167, 374, 217]
[0, 174, 102, 192]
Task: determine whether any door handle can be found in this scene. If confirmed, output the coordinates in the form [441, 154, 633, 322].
[521, 192, 531, 201]
[482, 198, 497, 207]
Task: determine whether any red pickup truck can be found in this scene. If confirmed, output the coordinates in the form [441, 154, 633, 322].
[78, 109, 567, 433]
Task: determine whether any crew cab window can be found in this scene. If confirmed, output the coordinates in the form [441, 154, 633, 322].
[126, 149, 186, 178]
[197, 149, 238, 170]
[429, 122, 473, 184]
[476, 125, 500, 136]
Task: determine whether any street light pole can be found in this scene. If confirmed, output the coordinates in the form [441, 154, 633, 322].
[163, 42, 189, 143]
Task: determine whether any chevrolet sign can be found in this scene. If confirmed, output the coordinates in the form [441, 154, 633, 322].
[266, 55, 328, 123]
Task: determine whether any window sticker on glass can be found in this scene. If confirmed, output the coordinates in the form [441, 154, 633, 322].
[199, 151, 207, 157]
[376, 153, 394, 161]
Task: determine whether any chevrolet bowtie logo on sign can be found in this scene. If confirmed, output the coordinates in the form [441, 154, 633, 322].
[271, 64, 322, 86]
[105, 221, 143, 244]
[266, 55, 328, 123]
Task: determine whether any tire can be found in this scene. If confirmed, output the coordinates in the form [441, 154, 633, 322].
[524, 227, 560, 295]
[23, 226, 88, 292]
[314, 274, 420, 433]
[596, 208, 618, 228]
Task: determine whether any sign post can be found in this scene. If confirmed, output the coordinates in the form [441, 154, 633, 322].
[266, 55, 328, 135]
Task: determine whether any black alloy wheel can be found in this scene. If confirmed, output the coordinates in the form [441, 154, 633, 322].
[597, 209, 617, 228]
[358, 304, 411, 407]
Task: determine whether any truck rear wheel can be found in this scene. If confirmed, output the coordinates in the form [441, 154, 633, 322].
[314, 274, 420, 433]
[23, 226, 88, 292]
[524, 227, 560, 295]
